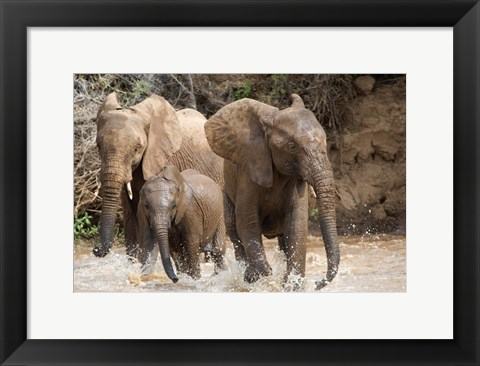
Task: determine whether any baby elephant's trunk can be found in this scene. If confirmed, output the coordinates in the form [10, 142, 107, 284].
[154, 224, 178, 283]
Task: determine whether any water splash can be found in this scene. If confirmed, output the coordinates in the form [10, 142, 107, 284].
[74, 235, 406, 292]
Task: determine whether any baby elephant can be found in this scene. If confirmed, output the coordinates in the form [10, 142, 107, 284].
[137, 165, 226, 283]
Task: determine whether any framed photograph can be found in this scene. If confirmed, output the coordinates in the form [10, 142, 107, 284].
[1, 1, 479, 365]
[72, 72, 407, 295]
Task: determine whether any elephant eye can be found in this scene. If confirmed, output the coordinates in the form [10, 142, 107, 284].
[286, 141, 297, 153]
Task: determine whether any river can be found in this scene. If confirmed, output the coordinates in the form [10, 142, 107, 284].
[74, 234, 406, 292]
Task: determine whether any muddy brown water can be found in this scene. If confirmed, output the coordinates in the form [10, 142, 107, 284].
[74, 234, 406, 292]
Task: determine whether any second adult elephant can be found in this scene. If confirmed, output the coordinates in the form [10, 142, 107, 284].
[205, 94, 340, 289]
[93, 92, 223, 257]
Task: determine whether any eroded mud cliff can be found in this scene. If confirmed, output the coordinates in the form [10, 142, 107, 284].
[328, 77, 406, 234]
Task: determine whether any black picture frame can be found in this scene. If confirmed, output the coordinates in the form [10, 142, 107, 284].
[1, 1, 479, 365]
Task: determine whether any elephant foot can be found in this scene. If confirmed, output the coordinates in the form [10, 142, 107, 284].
[203, 252, 213, 263]
[127, 256, 138, 264]
[283, 274, 305, 292]
[211, 251, 226, 274]
[188, 272, 201, 281]
[244, 263, 272, 283]
[93, 246, 109, 258]
[213, 259, 226, 274]
[125, 241, 139, 255]
[125, 246, 139, 261]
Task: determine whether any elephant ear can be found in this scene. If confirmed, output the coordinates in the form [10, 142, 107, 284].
[204, 99, 278, 188]
[96, 92, 122, 123]
[163, 165, 189, 225]
[136, 95, 183, 179]
[290, 94, 305, 109]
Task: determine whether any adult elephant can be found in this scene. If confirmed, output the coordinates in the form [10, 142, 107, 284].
[204, 94, 339, 290]
[93, 92, 223, 258]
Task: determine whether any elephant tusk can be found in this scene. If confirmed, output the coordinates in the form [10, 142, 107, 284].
[126, 181, 133, 200]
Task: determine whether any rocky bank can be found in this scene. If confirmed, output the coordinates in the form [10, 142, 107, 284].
[327, 76, 406, 234]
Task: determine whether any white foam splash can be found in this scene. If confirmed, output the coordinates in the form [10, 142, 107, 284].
[74, 235, 406, 293]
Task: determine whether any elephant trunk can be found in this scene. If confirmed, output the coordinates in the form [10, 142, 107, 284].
[93, 165, 128, 257]
[153, 221, 178, 283]
[308, 158, 340, 290]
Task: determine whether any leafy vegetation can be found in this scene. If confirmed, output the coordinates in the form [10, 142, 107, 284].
[74, 212, 125, 244]
[233, 81, 252, 100]
[309, 208, 319, 220]
[269, 74, 287, 97]
[74, 212, 98, 240]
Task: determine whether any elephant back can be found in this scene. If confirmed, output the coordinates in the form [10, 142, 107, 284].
[170, 110, 224, 188]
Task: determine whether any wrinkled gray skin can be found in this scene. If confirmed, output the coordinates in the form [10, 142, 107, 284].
[205, 94, 339, 290]
[137, 166, 226, 282]
[94, 93, 223, 258]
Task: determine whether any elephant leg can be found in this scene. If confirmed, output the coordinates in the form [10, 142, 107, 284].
[278, 235, 288, 255]
[169, 236, 186, 274]
[212, 222, 227, 274]
[224, 194, 247, 263]
[121, 190, 139, 257]
[185, 245, 201, 280]
[282, 181, 308, 291]
[180, 232, 201, 280]
[139, 229, 157, 274]
[229, 229, 247, 264]
[170, 250, 185, 274]
[123, 167, 144, 257]
[235, 204, 271, 283]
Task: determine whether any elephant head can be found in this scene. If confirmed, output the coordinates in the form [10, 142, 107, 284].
[137, 165, 190, 283]
[93, 92, 182, 257]
[204, 94, 339, 288]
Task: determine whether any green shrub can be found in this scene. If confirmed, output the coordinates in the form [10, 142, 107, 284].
[270, 74, 287, 96]
[233, 81, 251, 100]
[74, 212, 98, 240]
